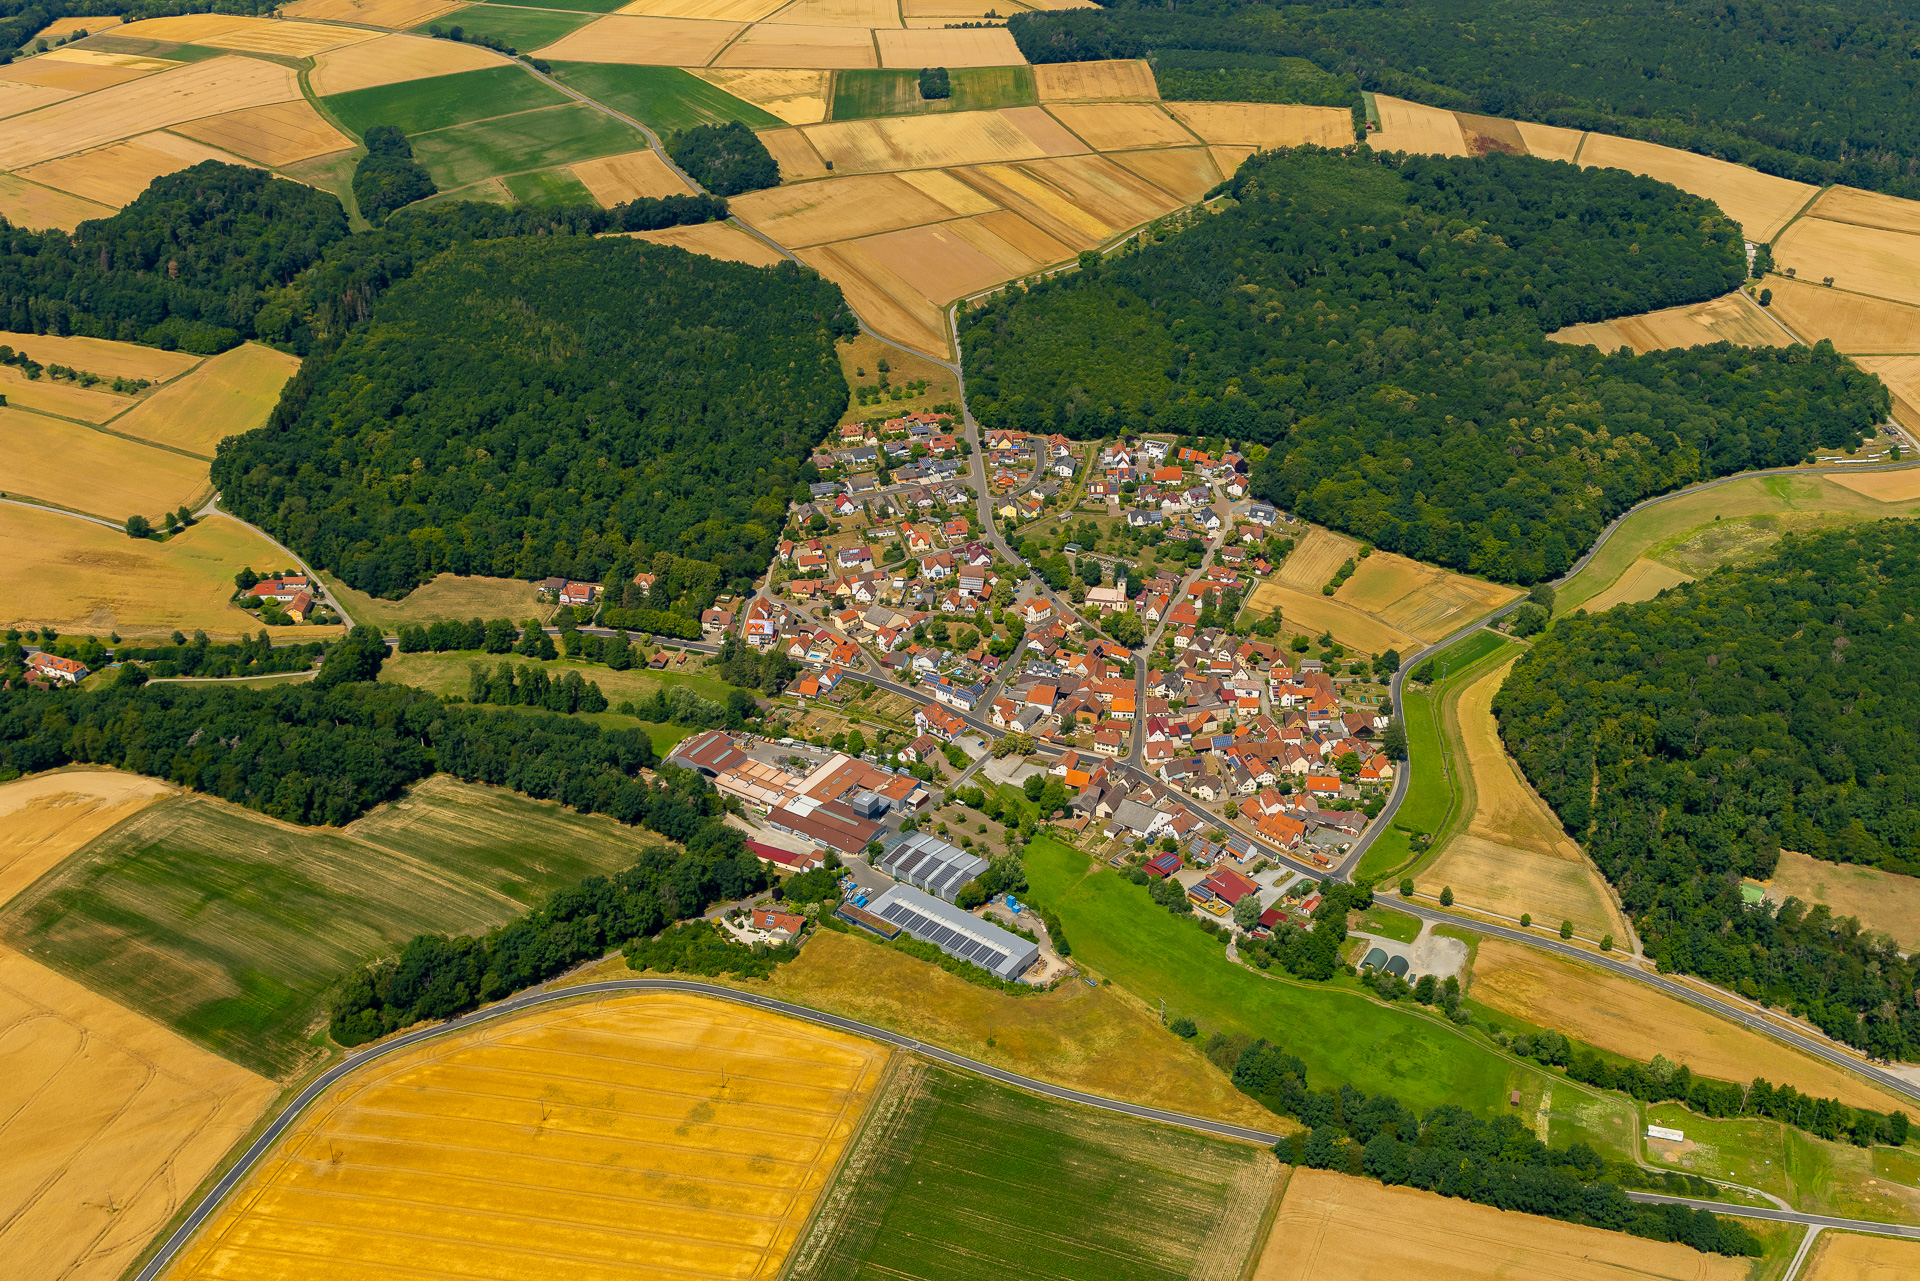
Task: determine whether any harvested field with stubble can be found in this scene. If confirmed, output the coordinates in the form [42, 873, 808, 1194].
[1242, 580, 1417, 656]
[319, 569, 548, 630]
[716, 22, 879, 69]
[773, 0, 900, 26]
[1109, 146, 1223, 202]
[1276, 524, 1357, 589]
[0, 775, 670, 1078]
[1773, 216, 1920, 308]
[173, 99, 352, 166]
[282, 0, 468, 25]
[691, 66, 829, 123]
[165, 993, 890, 1281]
[0, 53, 155, 94]
[1515, 119, 1584, 161]
[1045, 100, 1195, 150]
[308, 32, 509, 96]
[1333, 550, 1519, 642]
[1250, 1168, 1749, 1281]
[0, 362, 139, 422]
[618, 0, 787, 16]
[1759, 849, 1920, 952]
[0, 769, 172, 906]
[1763, 276, 1920, 353]
[17, 132, 246, 208]
[800, 106, 1074, 171]
[1853, 357, 1920, 431]
[796, 240, 950, 354]
[1425, 657, 1629, 943]
[757, 125, 829, 178]
[0, 942, 277, 1281]
[1578, 132, 1817, 242]
[1804, 1230, 1920, 1281]
[1467, 938, 1913, 1114]
[633, 219, 787, 264]
[874, 26, 1026, 68]
[107, 341, 299, 457]
[0, 508, 317, 640]
[571, 148, 693, 201]
[732, 170, 969, 244]
[1033, 58, 1159, 101]
[1579, 556, 1694, 613]
[0, 56, 298, 171]
[0, 172, 112, 229]
[1166, 100, 1349, 149]
[1367, 94, 1468, 156]
[957, 153, 1179, 247]
[1808, 184, 1920, 236]
[1549, 289, 1787, 354]
[537, 13, 747, 63]
[115, 13, 375, 56]
[790, 1059, 1277, 1281]
[0, 330, 200, 382]
[0, 408, 213, 519]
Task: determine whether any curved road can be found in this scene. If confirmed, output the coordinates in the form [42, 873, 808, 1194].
[133, 975, 1920, 1278]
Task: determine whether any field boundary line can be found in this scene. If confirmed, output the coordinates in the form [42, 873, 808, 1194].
[1772, 183, 1831, 243]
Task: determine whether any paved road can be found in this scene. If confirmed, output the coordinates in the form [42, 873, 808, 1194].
[132, 975, 1920, 1278]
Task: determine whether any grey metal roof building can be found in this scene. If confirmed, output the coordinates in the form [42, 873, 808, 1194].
[877, 831, 988, 903]
[865, 884, 1039, 982]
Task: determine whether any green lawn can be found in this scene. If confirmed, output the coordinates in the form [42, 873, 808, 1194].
[1642, 1102, 1920, 1223]
[796, 1063, 1277, 1281]
[549, 63, 781, 132]
[828, 66, 1038, 120]
[0, 778, 658, 1078]
[501, 164, 597, 206]
[1025, 836, 1638, 1158]
[323, 65, 567, 139]
[1357, 905, 1421, 943]
[489, 0, 627, 10]
[411, 6, 594, 50]
[410, 103, 646, 191]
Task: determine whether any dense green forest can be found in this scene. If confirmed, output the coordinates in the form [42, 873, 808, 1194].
[1011, 0, 1920, 201]
[665, 123, 779, 197]
[1230, 1042, 1759, 1256]
[352, 125, 436, 223]
[216, 235, 852, 597]
[0, 163, 349, 352]
[1497, 522, 1920, 1059]
[961, 148, 1887, 584]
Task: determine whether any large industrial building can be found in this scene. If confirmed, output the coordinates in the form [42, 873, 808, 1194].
[858, 884, 1039, 982]
[876, 831, 987, 903]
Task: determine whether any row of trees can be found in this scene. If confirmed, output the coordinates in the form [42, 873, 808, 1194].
[1497, 522, 1920, 1059]
[961, 148, 1888, 584]
[1008, 0, 1920, 203]
[1231, 1044, 1759, 1256]
[213, 234, 855, 600]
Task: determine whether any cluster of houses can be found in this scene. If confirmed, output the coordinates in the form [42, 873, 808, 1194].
[245, 575, 316, 622]
[1086, 439, 1249, 509]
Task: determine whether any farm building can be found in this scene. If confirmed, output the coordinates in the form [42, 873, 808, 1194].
[876, 830, 987, 903]
[863, 884, 1039, 982]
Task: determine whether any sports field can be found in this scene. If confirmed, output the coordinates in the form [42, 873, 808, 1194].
[1425, 656, 1630, 943]
[0, 775, 663, 1077]
[1467, 939, 1910, 1114]
[1024, 836, 1640, 1158]
[1803, 1231, 1920, 1280]
[1759, 849, 1920, 952]
[791, 1061, 1276, 1281]
[165, 993, 890, 1280]
[0, 508, 325, 641]
[1249, 1168, 1749, 1281]
[1548, 288, 1788, 354]
[1774, 215, 1920, 308]
[552, 62, 782, 131]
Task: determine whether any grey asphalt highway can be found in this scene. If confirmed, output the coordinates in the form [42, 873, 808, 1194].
[131, 976, 1920, 1278]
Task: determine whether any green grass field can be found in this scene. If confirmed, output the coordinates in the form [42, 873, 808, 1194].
[1557, 472, 1920, 615]
[0, 777, 657, 1078]
[278, 149, 365, 227]
[828, 66, 1037, 120]
[501, 164, 597, 206]
[1642, 1103, 1920, 1223]
[548, 63, 781, 132]
[410, 103, 645, 191]
[411, 6, 594, 50]
[1357, 905, 1421, 943]
[323, 65, 567, 139]
[379, 648, 740, 709]
[792, 1062, 1277, 1281]
[1025, 836, 1638, 1158]
[1357, 629, 1514, 882]
[490, 0, 626, 10]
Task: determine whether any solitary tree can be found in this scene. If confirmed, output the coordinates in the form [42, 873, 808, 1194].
[124, 514, 152, 539]
[1439, 885, 1454, 907]
[1520, 912, 1532, 928]
[1559, 919, 1574, 940]
[1232, 893, 1264, 931]
[1399, 877, 1415, 897]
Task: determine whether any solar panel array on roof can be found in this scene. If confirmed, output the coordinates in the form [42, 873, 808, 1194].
[876, 831, 987, 903]
[864, 884, 1038, 982]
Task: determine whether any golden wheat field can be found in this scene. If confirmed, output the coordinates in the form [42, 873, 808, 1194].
[1045, 101, 1196, 151]
[0, 363, 139, 423]
[756, 125, 830, 179]
[772, 0, 900, 26]
[732, 170, 971, 245]
[0, 173, 111, 229]
[164, 993, 891, 1281]
[0, 330, 200, 382]
[1854, 357, 1920, 431]
[1803, 1229, 1920, 1280]
[1242, 579, 1417, 656]
[1773, 216, 1920, 309]
[799, 106, 1079, 173]
[281, 0, 468, 26]
[1425, 657, 1631, 942]
[1760, 849, 1920, 952]
[1468, 939, 1913, 1114]
[1548, 289, 1787, 354]
[124, 13, 378, 56]
[688, 67, 829, 124]
[1807, 184, 1920, 236]
[874, 26, 1025, 68]
[572, 149, 694, 203]
[0, 768, 173, 905]
[1166, 101, 1350, 149]
[1110, 146, 1224, 203]
[109, 342, 300, 457]
[0, 77, 77, 121]
[1033, 58, 1159, 101]
[1333, 550, 1519, 642]
[1514, 119, 1585, 162]
[0, 942, 278, 1281]
[0, 507, 329, 640]
[174, 99, 353, 167]
[309, 32, 508, 95]
[619, 0, 787, 17]
[1367, 94, 1468, 157]
[31, 13, 126, 40]
[19, 132, 246, 207]
[1578, 132, 1817, 242]
[1763, 276, 1920, 352]
[537, 14, 748, 64]
[1826, 458, 1920, 501]
[634, 220, 788, 266]
[1578, 556, 1694, 613]
[713, 21, 878, 68]
[0, 408, 214, 519]
[1252, 1169, 1750, 1281]
[797, 239, 952, 354]
[0, 52, 155, 93]
[959, 153, 1179, 248]
[1276, 524, 1358, 589]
